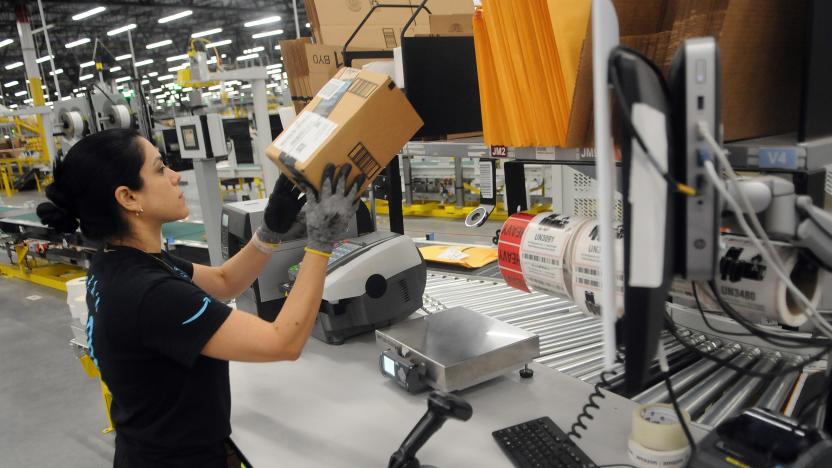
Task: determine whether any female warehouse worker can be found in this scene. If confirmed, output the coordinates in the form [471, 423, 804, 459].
[36, 129, 365, 467]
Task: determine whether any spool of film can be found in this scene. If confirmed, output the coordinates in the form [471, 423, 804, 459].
[105, 103, 132, 129]
[570, 220, 624, 317]
[518, 213, 589, 298]
[670, 235, 821, 327]
[59, 110, 85, 141]
[628, 404, 692, 468]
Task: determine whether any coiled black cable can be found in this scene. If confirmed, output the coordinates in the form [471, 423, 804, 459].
[567, 355, 623, 441]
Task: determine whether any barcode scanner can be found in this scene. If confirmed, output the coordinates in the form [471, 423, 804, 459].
[388, 391, 473, 468]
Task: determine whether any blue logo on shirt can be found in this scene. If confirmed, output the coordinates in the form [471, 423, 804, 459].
[182, 297, 212, 325]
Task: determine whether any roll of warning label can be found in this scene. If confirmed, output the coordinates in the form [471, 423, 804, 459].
[570, 220, 624, 317]
[670, 235, 820, 327]
[628, 404, 691, 468]
[518, 213, 590, 298]
[498, 213, 535, 292]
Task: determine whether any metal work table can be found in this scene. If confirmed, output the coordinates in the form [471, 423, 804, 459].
[229, 332, 706, 468]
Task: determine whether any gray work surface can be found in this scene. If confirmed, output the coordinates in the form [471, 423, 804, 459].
[229, 332, 702, 467]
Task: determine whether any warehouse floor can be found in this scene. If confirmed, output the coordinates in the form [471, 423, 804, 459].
[0, 278, 115, 466]
[1, 188, 501, 465]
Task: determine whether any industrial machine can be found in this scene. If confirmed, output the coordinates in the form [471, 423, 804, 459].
[311, 231, 426, 344]
[221, 200, 425, 344]
[53, 84, 147, 153]
[689, 408, 832, 467]
[174, 114, 228, 161]
[220, 198, 356, 321]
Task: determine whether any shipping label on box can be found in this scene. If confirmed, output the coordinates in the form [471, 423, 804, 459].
[266, 67, 423, 193]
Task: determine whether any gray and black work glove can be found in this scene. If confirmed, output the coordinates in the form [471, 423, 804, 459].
[254, 174, 307, 252]
[299, 163, 366, 254]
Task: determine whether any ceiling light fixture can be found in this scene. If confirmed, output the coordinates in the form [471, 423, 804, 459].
[205, 39, 231, 48]
[65, 38, 91, 48]
[72, 6, 106, 21]
[4, 81, 19, 88]
[36, 55, 54, 64]
[191, 28, 222, 38]
[251, 29, 283, 39]
[49, 68, 63, 76]
[115, 53, 132, 61]
[107, 24, 137, 36]
[244, 16, 281, 27]
[158, 10, 192, 24]
[0, 39, 14, 48]
[79, 74, 94, 81]
[147, 71, 158, 77]
[14, 90, 27, 97]
[243, 46, 265, 54]
[110, 66, 122, 72]
[80, 61, 95, 68]
[135, 59, 154, 67]
[146, 39, 173, 49]
[157, 74, 174, 81]
[115, 76, 131, 83]
[5, 61, 23, 70]
[236, 53, 259, 61]
[166, 54, 189, 62]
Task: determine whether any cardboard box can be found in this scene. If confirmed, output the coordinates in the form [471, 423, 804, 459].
[306, 0, 475, 49]
[565, 0, 808, 147]
[429, 14, 473, 36]
[280, 39, 345, 112]
[266, 68, 423, 193]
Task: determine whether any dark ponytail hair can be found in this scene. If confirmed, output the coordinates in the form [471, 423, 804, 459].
[37, 129, 145, 240]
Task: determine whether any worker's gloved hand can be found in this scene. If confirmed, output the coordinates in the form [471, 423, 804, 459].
[253, 175, 307, 253]
[300, 163, 366, 254]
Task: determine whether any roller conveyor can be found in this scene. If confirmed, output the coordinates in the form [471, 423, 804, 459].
[422, 272, 817, 427]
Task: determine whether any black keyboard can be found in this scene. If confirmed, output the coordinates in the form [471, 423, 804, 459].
[492, 416, 598, 468]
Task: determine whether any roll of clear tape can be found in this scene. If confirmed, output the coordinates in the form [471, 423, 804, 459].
[628, 404, 692, 468]
[670, 235, 821, 327]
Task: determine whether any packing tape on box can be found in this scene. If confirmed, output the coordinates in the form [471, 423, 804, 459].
[670, 235, 821, 327]
[569, 219, 624, 317]
[628, 404, 692, 468]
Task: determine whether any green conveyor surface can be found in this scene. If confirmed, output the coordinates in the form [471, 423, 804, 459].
[1, 212, 205, 244]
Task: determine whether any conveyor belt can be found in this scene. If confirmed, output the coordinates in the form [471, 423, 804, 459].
[422, 271, 811, 428]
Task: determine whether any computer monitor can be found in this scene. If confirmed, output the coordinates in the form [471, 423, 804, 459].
[609, 45, 676, 395]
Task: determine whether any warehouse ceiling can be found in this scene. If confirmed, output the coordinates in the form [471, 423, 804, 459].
[0, 0, 309, 105]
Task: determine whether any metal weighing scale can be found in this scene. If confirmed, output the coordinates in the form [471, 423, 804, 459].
[376, 307, 540, 393]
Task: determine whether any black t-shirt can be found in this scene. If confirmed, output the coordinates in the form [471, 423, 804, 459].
[85, 246, 233, 460]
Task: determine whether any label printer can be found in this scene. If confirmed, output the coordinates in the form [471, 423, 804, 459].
[221, 199, 426, 343]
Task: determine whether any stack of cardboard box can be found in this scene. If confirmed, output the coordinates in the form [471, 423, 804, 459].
[305, 0, 474, 50]
[281, 0, 475, 113]
[566, 0, 809, 147]
[280, 38, 344, 113]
